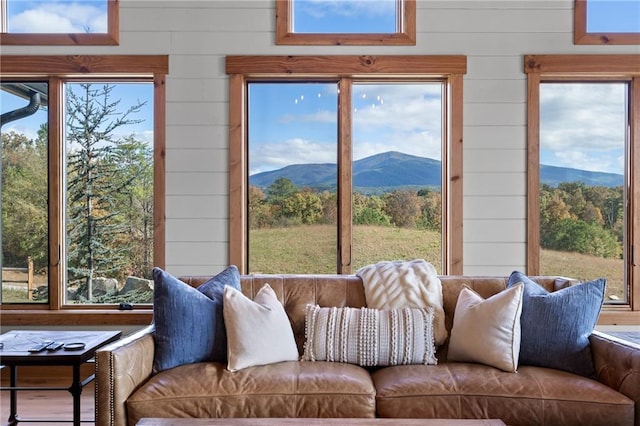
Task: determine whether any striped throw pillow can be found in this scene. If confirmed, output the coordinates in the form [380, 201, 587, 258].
[303, 305, 437, 367]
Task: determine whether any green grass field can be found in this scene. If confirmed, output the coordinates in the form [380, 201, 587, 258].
[248, 224, 441, 274]
[249, 224, 625, 302]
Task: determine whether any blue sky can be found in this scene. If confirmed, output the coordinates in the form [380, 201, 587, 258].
[540, 83, 626, 175]
[6, 0, 107, 33]
[293, 0, 397, 33]
[587, 0, 640, 32]
[248, 82, 442, 175]
[0, 83, 153, 144]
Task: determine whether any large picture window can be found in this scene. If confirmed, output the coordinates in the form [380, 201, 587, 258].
[525, 54, 639, 324]
[227, 55, 466, 275]
[0, 0, 118, 45]
[0, 55, 167, 324]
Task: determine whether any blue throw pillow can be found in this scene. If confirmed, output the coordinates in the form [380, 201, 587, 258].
[507, 271, 605, 378]
[152, 266, 241, 372]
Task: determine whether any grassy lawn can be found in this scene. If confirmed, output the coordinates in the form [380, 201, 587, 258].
[540, 249, 624, 302]
[249, 224, 441, 274]
[249, 224, 625, 302]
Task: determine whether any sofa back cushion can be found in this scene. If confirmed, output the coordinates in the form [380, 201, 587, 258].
[178, 274, 565, 356]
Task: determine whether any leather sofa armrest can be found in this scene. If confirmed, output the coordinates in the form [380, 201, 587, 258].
[95, 325, 155, 426]
[590, 330, 640, 426]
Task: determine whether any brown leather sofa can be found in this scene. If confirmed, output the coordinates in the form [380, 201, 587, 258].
[95, 274, 640, 426]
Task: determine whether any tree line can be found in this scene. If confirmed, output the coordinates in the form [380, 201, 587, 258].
[540, 182, 623, 259]
[249, 177, 442, 232]
[251, 178, 624, 260]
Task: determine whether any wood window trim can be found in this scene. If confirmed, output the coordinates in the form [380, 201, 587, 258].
[574, 0, 640, 45]
[226, 55, 466, 276]
[524, 54, 640, 325]
[276, 0, 416, 46]
[0, 54, 167, 325]
[1, 0, 119, 46]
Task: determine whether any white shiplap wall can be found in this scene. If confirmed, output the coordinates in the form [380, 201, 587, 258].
[2, 0, 638, 277]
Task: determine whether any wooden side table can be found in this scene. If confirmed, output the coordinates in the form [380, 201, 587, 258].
[0, 329, 121, 426]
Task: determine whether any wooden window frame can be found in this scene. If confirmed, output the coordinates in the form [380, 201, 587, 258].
[525, 54, 640, 325]
[574, 0, 640, 45]
[0, 55, 167, 325]
[276, 0, 416, 46]
[1, 0, 119, 46]
[226, 55, 466, 275]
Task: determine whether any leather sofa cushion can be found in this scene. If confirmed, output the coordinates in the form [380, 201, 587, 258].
[126, 361, 376, 424]
[372, 363, 634, 425]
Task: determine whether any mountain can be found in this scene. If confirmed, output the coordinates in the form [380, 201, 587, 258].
[249, 151, 624, 191]
[249, 151, 442, 191]
[540, 164, 623, 188]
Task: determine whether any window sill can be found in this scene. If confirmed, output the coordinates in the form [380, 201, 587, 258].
[598, 310, 640, 326]
[0, 309, 153, 326]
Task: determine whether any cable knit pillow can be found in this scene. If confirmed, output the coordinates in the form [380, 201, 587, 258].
[507, 271, 605, 377]
[303, 305, 437, 367]
[448, 283, 524, 373]
[223, 284, 299, 372]
[356, 259, 447, 347]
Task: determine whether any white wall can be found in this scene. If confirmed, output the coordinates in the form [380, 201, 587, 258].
[3, 0, 638, 277]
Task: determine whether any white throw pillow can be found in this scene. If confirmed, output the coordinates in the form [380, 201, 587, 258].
[447, 283, 524, 373]
[223, 284, 299, 372]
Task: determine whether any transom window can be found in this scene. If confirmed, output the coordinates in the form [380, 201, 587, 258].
[276, 0, 416, 45]
[574, 0, 640, 45]
[0, 0, 118, 45]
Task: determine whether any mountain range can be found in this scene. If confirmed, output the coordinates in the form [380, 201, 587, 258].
[249, 151, 623, 191]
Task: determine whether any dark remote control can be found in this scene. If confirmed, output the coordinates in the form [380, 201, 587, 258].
[46, 341, 64, 351]
[28, 340, 53, 353]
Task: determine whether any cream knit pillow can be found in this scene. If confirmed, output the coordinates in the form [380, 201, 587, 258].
[356, 259, 447, 346]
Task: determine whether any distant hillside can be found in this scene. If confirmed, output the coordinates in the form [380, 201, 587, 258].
[540, 164, 623, 188]
[249, 151, 623, 191]
[250, 151, 442, 191]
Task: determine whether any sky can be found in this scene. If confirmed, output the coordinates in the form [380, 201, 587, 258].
[0, 83, 154, 145]
[5, 0, 107, 33]
[1, 0, 634, 176]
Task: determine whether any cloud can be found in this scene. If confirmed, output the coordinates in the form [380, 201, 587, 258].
[249, 138, 337, 175]
[251, 83, 444, 173]
[9, 1, 107, 33]
[298, 0, 396, 18]
[540, 83, 626, 173]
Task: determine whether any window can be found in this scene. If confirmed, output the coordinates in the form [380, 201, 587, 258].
[0, 55, 167, 323]
[276, 0, 416, 45]
[227, 55, 466, 275]
[525, 54, 639, 324]
[574, 0, 640, 45]
[0, 0, 118, 45]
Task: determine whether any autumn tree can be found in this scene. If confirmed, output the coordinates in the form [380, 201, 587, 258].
[1, 128, 48, 271]
[249, 185, 273, 228]
[384, 190, 422, 228]
[353, 192, 391, 226]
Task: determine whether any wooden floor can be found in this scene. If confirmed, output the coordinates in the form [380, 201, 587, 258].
[0, 378, 95, 425]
